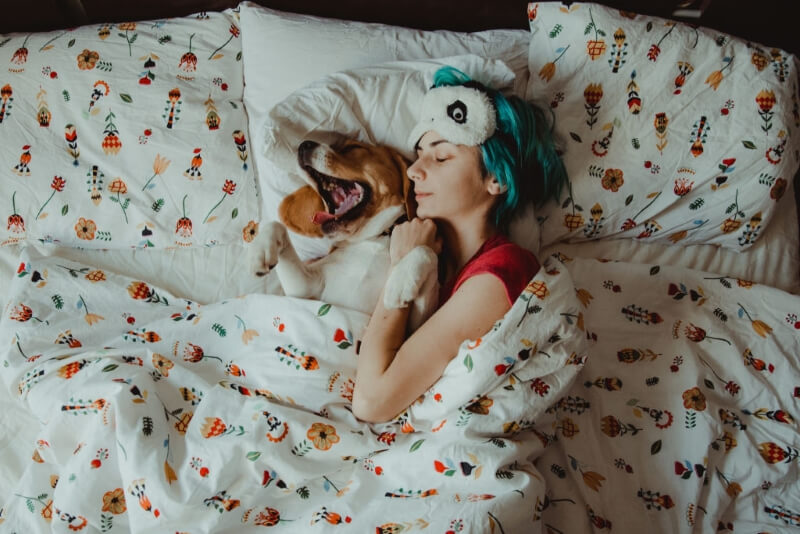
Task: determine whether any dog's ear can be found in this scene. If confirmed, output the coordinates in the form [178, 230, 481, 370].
[278, 185, 325, 237]
[390, 150, 417, 220]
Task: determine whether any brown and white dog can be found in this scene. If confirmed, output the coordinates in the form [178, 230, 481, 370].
[249, 138, 439, 331]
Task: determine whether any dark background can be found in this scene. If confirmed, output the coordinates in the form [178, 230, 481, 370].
[2, 1, 798, 56]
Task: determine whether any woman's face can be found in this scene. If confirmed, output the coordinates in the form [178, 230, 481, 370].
[407, 130, 496, 222]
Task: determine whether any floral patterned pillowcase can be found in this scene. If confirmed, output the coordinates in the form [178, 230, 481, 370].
[526, 2, 799, 250]
[1, 8, 259, 249]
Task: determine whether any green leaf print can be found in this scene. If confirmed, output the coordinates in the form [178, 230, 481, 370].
[317, 303, 331, 316]
[410, 439, 424, 452]
[464, 354, 474, 372]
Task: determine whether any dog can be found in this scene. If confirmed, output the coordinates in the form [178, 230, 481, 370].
[250, 138, 439, 331]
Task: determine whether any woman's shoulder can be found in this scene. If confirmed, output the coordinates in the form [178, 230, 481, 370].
[477, 234, 539, 270]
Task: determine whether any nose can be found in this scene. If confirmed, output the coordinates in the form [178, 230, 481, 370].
[298, 140, 318, 159]
[407, 157, 425, 182]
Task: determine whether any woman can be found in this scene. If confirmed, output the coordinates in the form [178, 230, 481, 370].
[352, 66, 567, 423]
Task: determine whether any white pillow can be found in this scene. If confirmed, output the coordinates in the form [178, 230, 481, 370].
[239, 3, 536, 256]
[0, 9, 258, 250]
[527, 2, 800, 250]
[259, 55, 542, 260]
[239, 2, 531, 118]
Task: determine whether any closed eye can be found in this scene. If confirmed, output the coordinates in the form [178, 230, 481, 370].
[339, 144, 365, 154]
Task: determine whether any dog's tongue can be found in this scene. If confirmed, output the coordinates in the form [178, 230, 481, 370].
[312, 211, 335, 225]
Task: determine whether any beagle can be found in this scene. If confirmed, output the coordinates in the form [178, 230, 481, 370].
[250, 139, 439, 331]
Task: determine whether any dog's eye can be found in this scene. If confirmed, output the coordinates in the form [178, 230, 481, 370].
[339, 144, 363, 154]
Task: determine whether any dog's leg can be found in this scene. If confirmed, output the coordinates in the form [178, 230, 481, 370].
[383, 246, 439, 332]
[251, 221, 323, 299]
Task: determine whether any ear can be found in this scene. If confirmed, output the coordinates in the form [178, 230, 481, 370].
[486, 176, 508, 196]
[278, 185, 325, 237]
[390, 149, 417, 220]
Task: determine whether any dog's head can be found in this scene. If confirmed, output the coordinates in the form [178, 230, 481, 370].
[278, 139, 416, 241]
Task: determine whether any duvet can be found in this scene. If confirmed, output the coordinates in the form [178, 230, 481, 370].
[2, 245, 798, 532]
[0, 247, 586, 533]
[537, 253, 800, 533]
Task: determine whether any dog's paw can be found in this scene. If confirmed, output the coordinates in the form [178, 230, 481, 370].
[249, 221, 289, 277]
[383, 246, 438, 309]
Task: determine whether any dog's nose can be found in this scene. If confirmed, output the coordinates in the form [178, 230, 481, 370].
[298, 140, 318, 158]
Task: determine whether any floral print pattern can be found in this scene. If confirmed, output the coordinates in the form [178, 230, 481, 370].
[527, 2, 799, 250]
[534, 252, 800, 531]
[0, 248, 585, 532]
[0, 10, 258, 249]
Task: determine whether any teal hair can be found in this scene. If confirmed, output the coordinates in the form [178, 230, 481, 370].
[431, 66, 567, 231]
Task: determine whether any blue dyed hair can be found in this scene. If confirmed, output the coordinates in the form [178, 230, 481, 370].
[430, 66, 567, 231]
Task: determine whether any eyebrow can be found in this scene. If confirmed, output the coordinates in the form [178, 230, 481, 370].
[415, 139, 451, 152]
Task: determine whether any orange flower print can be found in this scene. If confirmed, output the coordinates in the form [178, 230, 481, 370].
[85, 269, 106, 282]
[705, 56, 733, 91]
[585, 8, 607, 60]
[737, 302, 772, 337]
[118, 23, 138, 56]
[254, 507, 282, 527]
[758, 441, 798, 464]
[176, 194, 193, 239]
[174, 411, 193, 435]
[208, 24, 240, 59]
[182, 342, 223, 363]
[201, 417, 228, 438]
[539, 44, 571, 83]
[242, 220, 258, 243]
[127, 281, 170, 304]
[770, 177, 787, 201]
[465, 395, 493, 415]
[102, 488, 127, 514]
[673, 177, 694, 197]
[7, 191, 25, 235]
[152, 353, 174, 377]
[178, 34, 198, 79]
[682, 387, 706, 411]
[307, 422, 340, 450]
[601, 168, 624, 192]
[76, 49, 99, 70]
[74, 217, 97, 240]
[705, 70, 723, 90]
[582, 470, 605, 491]
[9, 35, 30, 72]
[524, 280, 549, 299]
[35, 176, 66, 220]
[684, 323, 731, 344]
[203, 180, 236, 223]
[142, 154, 172, 191]
[10, 302, 33, 322]
[232, 130, 249, 170]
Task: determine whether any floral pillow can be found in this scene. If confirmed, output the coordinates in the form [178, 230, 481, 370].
[1, 8, 259, 249]
[526, 2, 799, 250]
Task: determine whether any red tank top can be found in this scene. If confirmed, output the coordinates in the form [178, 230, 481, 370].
[439, 234, 541, 307]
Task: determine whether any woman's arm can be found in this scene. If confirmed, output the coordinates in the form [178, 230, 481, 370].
[352, 271, 511, 423]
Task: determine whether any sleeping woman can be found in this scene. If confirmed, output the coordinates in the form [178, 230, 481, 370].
[352, 66, 568, 423]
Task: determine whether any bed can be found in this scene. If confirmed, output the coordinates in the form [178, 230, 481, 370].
[1, 1, 798, 532]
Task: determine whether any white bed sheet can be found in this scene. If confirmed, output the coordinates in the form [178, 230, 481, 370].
[0, 195, 797, 508]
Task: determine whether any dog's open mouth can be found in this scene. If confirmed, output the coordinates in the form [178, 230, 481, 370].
[304, 166, 371, 229]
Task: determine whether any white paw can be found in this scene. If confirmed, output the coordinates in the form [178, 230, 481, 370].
[383, 246, 438, 309]
[249, 221, 288, 277]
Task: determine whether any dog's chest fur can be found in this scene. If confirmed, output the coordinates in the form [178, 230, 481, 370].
[312, 236, 391, 314]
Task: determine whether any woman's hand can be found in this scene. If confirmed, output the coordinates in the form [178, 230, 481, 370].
[389, 218, 441, 266]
